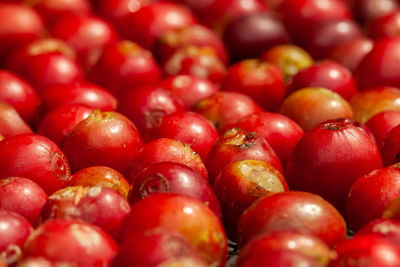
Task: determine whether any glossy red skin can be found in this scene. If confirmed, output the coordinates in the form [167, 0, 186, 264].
[50, 14, 117, 68]
[329, 235, 400, 267]
[112, 230, 204, 267]
[96, 0, 154, 33]
[62, 110, 144, 176]
[0, 70, 40, 124]
[346, 164, 400, 230]
[40, 185, 130, 238]
[223, 12, 289, 62]
[353, 0, 399, 25]
[192, 0, 268, 34]
[280, 87, 354, 131]
[7, 38, 77, 71]
[357, 219, 400, 247]
[0, 209, 33, 265]
[0, 4, 44, 63]
[330, 37, 374, 73]
[117, 85, 185, 142]
[120, 194, 227, 267]
[380, 124, 400, 166]
[368, 10, 400, 40]
[156, 24, 229, 64]
[237, 231, 332, 265]
[288, 60, 358, 101]
[66, 166, 130, 198]
[286, 120, 383, 213]
[220, 59, 285, 111]
[149, 111, 219, 160]
[90, 40, 161, 97]
[41, 82, 117, 115]
[129, 162, 222, 219]
[232, 112, 304, 167]
[213, 160, 287, 240]
[192, 92, 263, 133]
[236, 250, 323, 267]
[38, 105, 94, 148]
[0, 177, 47, 226]
[159, 75, 219, 109]
[120, 2, 197, 51]
[162, 46, 227, 85]
[302, 19, 363, 60]
[29, 0, 92, 25]
[23, 219, 118, 267]
[278, 0, 352, 42]
[324, 118, 376, 144]
[355, 37, 400, 89]
[0, 134, 71, 194]
[206, 128, 283, 184]
[366, 111, 400, 145]
[130, 138, 208, 181]
[237, 191, 347, 247]
[8, 52, 84, 95]
[0, 102, 32, 138]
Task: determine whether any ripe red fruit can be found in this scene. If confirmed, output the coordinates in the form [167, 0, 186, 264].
[49, 14, 117, 68]
[352, 0, 399, 24]
[38, 104, 94, 148]
[0, 70, 40, 125]
[149, 111, 219, 160]
[0, 3, 44, 63]
[156, 24, 229, 64]
[162, 46, 227, 85]
[206, 127, 283, 184]
[66, 166, 130, 198]
[367, 10, 400, 40]
[357, 219, 400, 246]
[41, 82, 117, 115]
[8, 52, 84, 95]
[365, 111, 400, 145]
[192, 92, 263, 133]
[117, 85, 185, 141]
[280, 87, 354, 131]
[330, 37, 374, 73]
[355, 37, 400, 89]
[223, 12, 289, 62]
[237, 231, 332, 266]
[120, 194, 227, 267]
[287, 60, 358, 101]
[62, 110, 143, 176]
[237, 191, 347, 247]
[0, 102, 32, 138]
[40, 185, 130, 238]
[0, 134, 71, 194]
[380, 124, 400, 166]
[232, 112, 304, 166]
[213, 159, 287, 239]
[129, 161, 221, 219]
[112, 230, 205, 267]
[130, 138, 208, 181]
[159, 75, 219, 109]
[346, 164, 400, 230]
[286, 120, 383, 212]
[329, 235, 400, 267]
[90, 40, 161, 97]
[0, 209, 33, 265]
[29, 0, 92, 25]
[0, 177, 47, 226]
[236, 250, 323, 267]
[220, 59, 286, 111]
[382, 195, 400, 221]
[23, 219, 118, 266]
[120, 2, 197, 51]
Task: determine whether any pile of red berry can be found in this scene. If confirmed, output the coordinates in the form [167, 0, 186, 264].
[2, 0, 400, 266]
